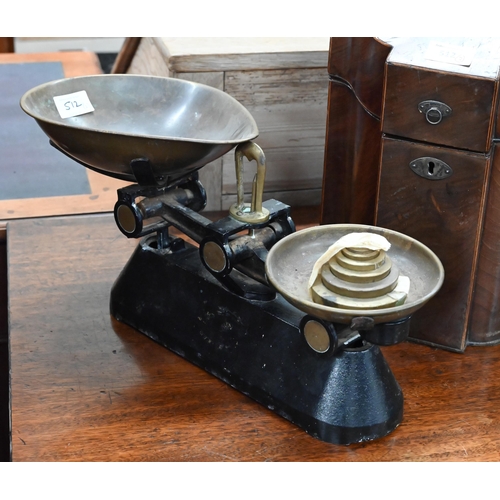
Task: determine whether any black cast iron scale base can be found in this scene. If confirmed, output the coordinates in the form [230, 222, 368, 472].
[110, 234, 405, 445]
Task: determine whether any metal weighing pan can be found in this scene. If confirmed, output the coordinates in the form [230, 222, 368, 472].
[20, 74, 259, 183]
[265, 224, 444, 325]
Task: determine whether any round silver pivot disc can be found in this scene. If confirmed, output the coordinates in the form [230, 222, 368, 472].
[303, 319, 331, 353]
[202, 241, 228, 273]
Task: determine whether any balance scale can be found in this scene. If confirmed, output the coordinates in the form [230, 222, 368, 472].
[21, 75, 444, 445]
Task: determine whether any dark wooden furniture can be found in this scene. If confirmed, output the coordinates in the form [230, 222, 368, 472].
[111, 37, 142, 74]
[0, 38, 14, 53]
[5, 209, 500, 461]
[321, 38, 392, 225]
[0, 231, 8, 461]
[322, 38, 500, 352]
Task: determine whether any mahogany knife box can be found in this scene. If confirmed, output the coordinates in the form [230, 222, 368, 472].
[321, 37, 500, 351]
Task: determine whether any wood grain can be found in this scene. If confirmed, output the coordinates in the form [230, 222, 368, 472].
[376, 137, 489, 351]
[322, 37, 500, 350]
[127, 38, 328, 211]
[152, 37, 330, 73]
[383, 62, 497, 153]
[222, 67, 327, 206]
[7, 209, 500, 461]
[321, 81, 382, 225]
[0, 226, 8, 461]
[111, 38, 141, 74]
[127, 37, 171, 77]
[469, 145, 500, 343]
[320, 37, 391, 226]
[327, 37, 392, 118]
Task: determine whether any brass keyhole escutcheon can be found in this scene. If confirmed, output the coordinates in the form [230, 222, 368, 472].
[410, 157, 453, 180]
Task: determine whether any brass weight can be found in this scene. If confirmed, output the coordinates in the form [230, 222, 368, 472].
[311, 247, 409, 310]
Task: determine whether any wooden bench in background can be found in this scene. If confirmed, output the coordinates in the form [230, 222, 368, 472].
[126, 37, 330, 211]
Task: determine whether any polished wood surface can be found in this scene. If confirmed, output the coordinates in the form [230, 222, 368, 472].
[0, 38, 14, 53]
[380, 37, 500, 149]
[469, 146, 500, 344]
[0, 51, 129, 226]
[0, 227, 8, 461]
[383, 62, 497, 153]
[111, 37, 141, 74]
[7, 208, 500, 461]
[322, 37, 500, 351]
[321, 81, 381, 225]
[327, 37, 392, 118]
[321, 37, 390, 226]
[376, 137, 490, 351]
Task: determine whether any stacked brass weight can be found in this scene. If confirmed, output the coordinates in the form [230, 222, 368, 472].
[311, 247, 409, 310]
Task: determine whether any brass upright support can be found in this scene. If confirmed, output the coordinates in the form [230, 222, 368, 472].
[229, 141, 270, 224]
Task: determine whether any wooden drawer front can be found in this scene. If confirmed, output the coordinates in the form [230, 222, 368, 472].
[383, 63, 497, 153]
[376, 137, 490, 351]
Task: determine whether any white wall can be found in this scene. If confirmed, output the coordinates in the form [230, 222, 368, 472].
[14, 37, 125, 53]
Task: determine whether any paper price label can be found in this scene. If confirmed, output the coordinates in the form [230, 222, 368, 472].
[424, 41, 477, 67]
[53, 90, 95, 119]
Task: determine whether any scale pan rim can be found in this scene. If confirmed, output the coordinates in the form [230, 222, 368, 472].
[265, 224, 445, 325]
[19, 74, 259, 145]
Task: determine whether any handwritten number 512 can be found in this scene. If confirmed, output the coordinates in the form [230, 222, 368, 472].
[64, 100, 83, 110]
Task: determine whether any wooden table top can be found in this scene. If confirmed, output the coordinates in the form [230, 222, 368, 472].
[7, 209, 500, 461]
